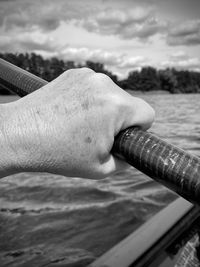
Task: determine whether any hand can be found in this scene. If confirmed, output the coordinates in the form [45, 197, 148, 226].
[0, 68, 155, 179]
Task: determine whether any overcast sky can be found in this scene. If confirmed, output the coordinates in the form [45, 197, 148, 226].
[0, 0, 200, 77]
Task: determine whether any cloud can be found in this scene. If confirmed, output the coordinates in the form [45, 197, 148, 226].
[1, 0, 199, 77]
[160, 49, 200, 71]
[0, 0, 92, 32]
[0, 30, 148, 71]
[60, 47, 148, 73]
[117, 56, 147, 69]
[59, 47, 200, 74]
[0, 1, 62, 32]
[133, 0, 200, 17]
[60, 47, 123, 65]
[60, 46, 200, 73]
[0, 1, 166, 41]
[161, 56, 200, 71]
[0, 31, 60, 54]
[168, 51, 188, 60]
[80, 7, 167, 40]
[167, 20, 200, 46]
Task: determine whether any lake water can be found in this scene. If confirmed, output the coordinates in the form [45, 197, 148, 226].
[0, 93, 200, 267]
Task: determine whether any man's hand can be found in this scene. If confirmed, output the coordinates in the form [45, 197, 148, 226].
[0, 68, 155, 179]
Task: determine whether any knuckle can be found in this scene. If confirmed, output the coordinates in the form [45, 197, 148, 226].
[79, 67, 94, 75]
[62, 67, 94, 78]
[148, 105, 155, 121]
[135, 97, 151, 110]
[145, 106, 155, 127]
[130, 97, 155, 128]
[143, 101, 155, 120]
[95, 72, 111, 83]
[60, 68, 74, 78]
[112, 94, 124, 108]
[139, 99, 155, 125]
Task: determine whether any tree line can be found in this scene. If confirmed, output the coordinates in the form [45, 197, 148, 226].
[0, 52, 200, 94]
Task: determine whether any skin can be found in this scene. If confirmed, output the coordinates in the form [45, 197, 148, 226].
[0, 68, 155, 179]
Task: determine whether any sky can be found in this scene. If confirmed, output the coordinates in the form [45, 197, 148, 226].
[0, 0, 200, 78]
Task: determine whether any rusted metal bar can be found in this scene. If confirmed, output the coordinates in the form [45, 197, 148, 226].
[0, 58, 200, 205]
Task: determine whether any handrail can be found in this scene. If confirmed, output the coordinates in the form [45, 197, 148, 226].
[0, 58, 200, 205]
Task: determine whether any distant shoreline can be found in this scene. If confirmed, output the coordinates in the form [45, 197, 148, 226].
[2, 90, 200, 100]
[125, 90, 170, 95]
[1, 53, 200, 94]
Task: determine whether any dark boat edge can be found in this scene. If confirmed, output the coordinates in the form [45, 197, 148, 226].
[89, 198, 200, 267]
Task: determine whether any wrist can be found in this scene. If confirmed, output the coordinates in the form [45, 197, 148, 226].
[0, 100, 59, 176]
[0, 103, 22, 177]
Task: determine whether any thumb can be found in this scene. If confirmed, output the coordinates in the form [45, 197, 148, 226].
[121, 96, 155, 132]
[98, 153, 131, 178]
[104, 95, 155, 176]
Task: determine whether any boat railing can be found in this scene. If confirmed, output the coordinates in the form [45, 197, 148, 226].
[89, 197, 200, 267]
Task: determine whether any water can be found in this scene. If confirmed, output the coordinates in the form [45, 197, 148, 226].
[0, 93, 200, 267]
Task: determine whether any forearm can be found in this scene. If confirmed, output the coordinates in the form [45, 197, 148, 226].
[0, 100, 74, 178]
[0, 102, 49, 178]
